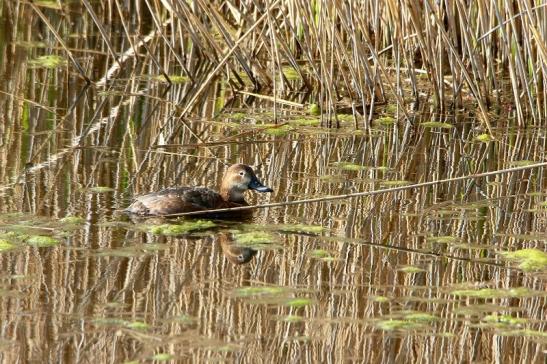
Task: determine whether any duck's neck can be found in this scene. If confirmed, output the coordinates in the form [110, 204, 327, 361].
[220, 186, 246, 204]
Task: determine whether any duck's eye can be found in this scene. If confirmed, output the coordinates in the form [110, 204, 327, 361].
[239, 171, 245, 176]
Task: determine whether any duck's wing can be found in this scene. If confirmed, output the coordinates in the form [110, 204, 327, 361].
[125, 187, 224, 216]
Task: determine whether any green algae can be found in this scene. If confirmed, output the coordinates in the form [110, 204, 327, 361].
[285, 298, 313, 308]
[59, 216, 85, 225]
[372, 296, 390, 303]
[476, 134, 494, 142]
[420, 121, 453, 129]
[427, 236, 459, 244]
[482, 314, 527, 325]
[333, 162, 367, 171]
[279, 315, 305, 322]
[404, 313, 439, 322]
[373, 116, 396, 126]
[380, 180, 413, 187]
[87, 186, 115, 193]
[150, 353, 174, 361]
[309, 103, 320, 115]
[26, 235, 60, 247]
[125, 321, 150, 330]
[289, 118, 321, 126]
[262, 124, 291, 136]
[29, 55, 66, 69]
[232, 286, 285, 298]
[499, 248, 547, 271]
[282, 66, 300, 80]
[233, 231, 277, 247]
[397, 266, 426, 273]
[376, 319, 425, 331]
[276, 224, 324, 234]
[0, 239, 16, 252]
[148, 220, 216, 235]
[451, 287, 544, 298]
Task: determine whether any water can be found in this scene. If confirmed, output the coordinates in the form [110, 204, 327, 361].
[0, 4, 545, 364]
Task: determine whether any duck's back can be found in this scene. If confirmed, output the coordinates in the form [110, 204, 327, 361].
[125, 187, 235, 216]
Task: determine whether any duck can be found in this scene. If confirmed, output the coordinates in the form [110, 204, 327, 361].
[125, 164, 273, 216]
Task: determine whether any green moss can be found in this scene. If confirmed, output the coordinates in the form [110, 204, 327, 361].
[26, 235, 60, 247]
[499, 248, 547, 271]
[420, 121, 453, 129]
[148, 220, 216, 235]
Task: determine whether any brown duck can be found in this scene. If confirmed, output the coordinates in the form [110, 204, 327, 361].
[125, 164, 273, 216]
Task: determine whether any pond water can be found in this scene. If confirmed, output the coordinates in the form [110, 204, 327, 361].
[0, 3, 546, 364]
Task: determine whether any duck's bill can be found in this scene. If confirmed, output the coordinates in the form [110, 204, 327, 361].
[249, 177, 274, 193]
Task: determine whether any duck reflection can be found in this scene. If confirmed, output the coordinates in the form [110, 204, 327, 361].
[219, 232, 257, 265]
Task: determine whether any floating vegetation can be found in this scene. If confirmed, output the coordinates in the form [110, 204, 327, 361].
[284, 297, 313, 308]
[28, 55, 66, 68]
[232, 286, 286, 298]
[26, 235, 60, 247]
[148, 220, 216, 236]
[509, 160, 538, 167]
[233, 231, 278, 248]
[373, 116, 396, 126]
[451, 287, 544, 299]
[289, 118, 321, 126]
[282, 66, 300, 80]
[499, 249, 547, 272]
[153, 74, 189, 84]
[397, 266, 426, 274]
[426, 236, 459, 244]
[275, 224, 324, 234]
[482, 314, 527, 326]
[279, 315, 305, 322]
[261, 124, 291, 136]
[0, 239, 16, 252]
[309, 249, 336, 261]
[333, 162, 368, 171]
[380, 180, 413, 187]
[420, 121, 453, 129]
[86, 186, 115, 193]
[375, 319, 426, 331]
[308, 103, 320, 115]
[476, 134, 495, 142]
[404, 313, 439, 322]
[372, 296, 390, 303]
[125, 321, 150, 330]
[149, 353, 174, 361]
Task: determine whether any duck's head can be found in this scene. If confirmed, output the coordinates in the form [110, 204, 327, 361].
[221, 164, 273, 202]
